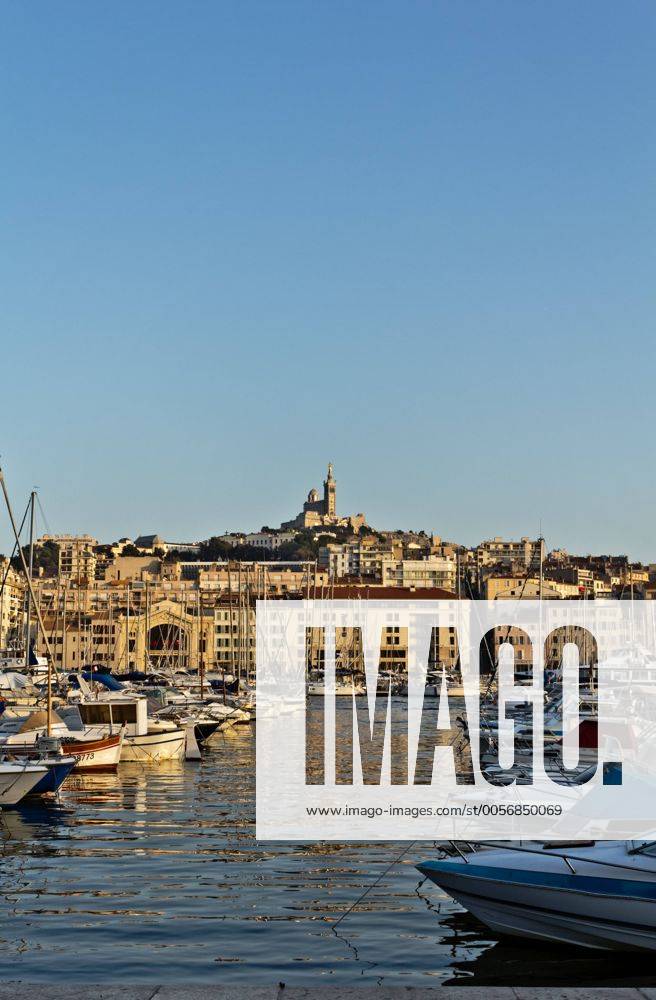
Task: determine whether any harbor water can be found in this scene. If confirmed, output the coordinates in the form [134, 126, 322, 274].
[1, 710, 656, 986]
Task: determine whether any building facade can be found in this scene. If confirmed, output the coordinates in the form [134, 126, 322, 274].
[0, 558, 25, 652]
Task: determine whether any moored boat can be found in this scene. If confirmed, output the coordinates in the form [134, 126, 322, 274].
[119, 721, 186, 762]
[27, 755, 76, 794]
[418, 840, 656, 952]
[4, 736, 78, 793]
[60, 731, 124, 771]
[61, 697, 185, 763]
[0, 709, 125, 772]
[0, 760, 48, 806]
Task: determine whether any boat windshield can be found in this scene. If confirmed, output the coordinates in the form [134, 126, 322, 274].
[628, 841, 656, 856]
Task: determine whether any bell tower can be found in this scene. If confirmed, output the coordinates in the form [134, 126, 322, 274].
[323, 462, 336, 516]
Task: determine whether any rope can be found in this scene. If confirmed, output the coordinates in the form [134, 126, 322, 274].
[331, 841, 416, 929]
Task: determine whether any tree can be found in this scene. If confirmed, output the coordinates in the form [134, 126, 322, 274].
[198, 536, 233, 561]
[11, 538, 60, 577]
[120, 543, 143, 557]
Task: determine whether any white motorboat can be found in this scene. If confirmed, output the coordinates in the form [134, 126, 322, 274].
[418, 840, 656, 952]
[0, 760, 48, 805]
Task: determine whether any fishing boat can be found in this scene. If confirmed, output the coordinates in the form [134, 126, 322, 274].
[0, 760, 48, 805]
[417, 840, 656, 952]
[0, 709, 125, 772]
[60, 730, 125, 771]
[60, 697, 185, 762]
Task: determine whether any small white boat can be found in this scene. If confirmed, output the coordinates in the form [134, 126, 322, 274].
[0, 760, 48, 805]
[418, 840, 656, 952]
[307, 679, 365, 697]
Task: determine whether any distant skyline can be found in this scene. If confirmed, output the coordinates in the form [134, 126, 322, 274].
[2, 2, 654, 561]
[0, 456, 653, 565]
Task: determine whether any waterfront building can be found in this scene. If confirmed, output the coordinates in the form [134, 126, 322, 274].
[37, 596, 215, 674]
[0, 558, 25, 651]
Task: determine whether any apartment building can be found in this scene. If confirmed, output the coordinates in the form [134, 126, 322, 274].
[0, 558, 25, 651]
[197, 562, 329, 596]
[380, 556, 457, 592]
[214, 603, 256, 676]
[475, 537, 545, 572]
[37, 534, 99, 583]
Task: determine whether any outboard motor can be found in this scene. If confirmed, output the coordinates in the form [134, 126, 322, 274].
[35, 734, 62, 755]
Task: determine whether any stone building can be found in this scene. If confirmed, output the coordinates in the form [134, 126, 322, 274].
[282, 463, 366, 531]
[37, 596, 215, 674]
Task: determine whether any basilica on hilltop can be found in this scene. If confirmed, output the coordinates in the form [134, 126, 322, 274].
[281, 463, 367, 532]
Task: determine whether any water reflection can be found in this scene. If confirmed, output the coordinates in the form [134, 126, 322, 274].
[0, 716, 653, 985]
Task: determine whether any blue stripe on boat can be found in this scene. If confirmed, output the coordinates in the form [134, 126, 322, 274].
[417, 860, 656, 901]
[29, 759, 77, 795]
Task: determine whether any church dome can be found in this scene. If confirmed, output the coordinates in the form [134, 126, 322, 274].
[308, 488, 319, 503]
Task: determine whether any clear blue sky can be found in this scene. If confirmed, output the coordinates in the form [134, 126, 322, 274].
[1, 1, 654, 560]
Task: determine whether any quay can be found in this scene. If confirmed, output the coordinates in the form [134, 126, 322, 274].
[2, 988, 656, 999]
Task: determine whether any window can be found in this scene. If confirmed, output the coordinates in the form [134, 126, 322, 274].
[79, 704, 112, 725]
[111, 703, 138, 725]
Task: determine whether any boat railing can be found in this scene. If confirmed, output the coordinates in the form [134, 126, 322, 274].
[447, 839, 656, 876]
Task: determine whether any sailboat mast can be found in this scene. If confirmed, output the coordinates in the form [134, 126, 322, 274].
[24, 489, 36, 670]
[0, 468, 55, 734]
[126, 582, 130, 673]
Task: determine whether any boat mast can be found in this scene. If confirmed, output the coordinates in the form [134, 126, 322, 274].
[198, 587, 205, 698]
[0, 467, 56, 734]
[24, 489, 36, 671]
[126, 582, 130, 672]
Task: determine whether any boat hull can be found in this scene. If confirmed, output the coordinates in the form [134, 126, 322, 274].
[120, 728, 186, 762]
[0, 766, 47, 805]
[29, 757, 77, 794]
[194, 721, 221, 745]
[418, 859, 656, 952]
[60, 732, 124, 771]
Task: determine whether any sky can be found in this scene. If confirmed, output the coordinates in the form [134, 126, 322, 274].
[1, 1, 654, 560]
